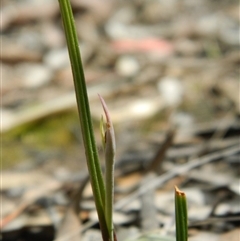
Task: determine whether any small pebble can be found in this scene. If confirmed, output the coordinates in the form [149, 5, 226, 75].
[18, 63, 53, 88]
[115, 55, 140, 77]
[44, 48, 69, 70]
[157, 77, 184, 107]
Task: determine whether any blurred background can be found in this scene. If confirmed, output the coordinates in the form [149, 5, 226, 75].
[1, 0, 239, 240]
[2, 0, 239, 169]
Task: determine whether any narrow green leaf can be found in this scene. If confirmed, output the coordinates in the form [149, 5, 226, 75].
[58, 0, 108, 240]
[175, 186, 188, 241]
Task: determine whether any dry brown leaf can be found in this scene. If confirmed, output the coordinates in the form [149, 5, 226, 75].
[219, 228, 240, 241]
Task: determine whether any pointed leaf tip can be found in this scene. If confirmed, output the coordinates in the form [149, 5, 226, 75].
[98, 94, 111, 124]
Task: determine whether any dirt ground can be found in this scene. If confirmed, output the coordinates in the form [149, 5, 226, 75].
[1, 0, 239, 240]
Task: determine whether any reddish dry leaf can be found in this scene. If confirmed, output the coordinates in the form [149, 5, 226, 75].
[111, 38, 174, 55]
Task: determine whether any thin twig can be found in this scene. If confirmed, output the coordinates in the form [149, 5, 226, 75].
[114, 144, 239, 210]
[145, 129, 175, 173]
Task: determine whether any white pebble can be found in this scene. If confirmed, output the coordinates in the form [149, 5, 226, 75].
[20, 63, 53, 88]
[115, 56, 140, 77]
[157, 77, 184, 107]
[44, 48, 69, 70]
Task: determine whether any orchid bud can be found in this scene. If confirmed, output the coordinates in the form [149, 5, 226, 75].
[98, 94, 116, 241]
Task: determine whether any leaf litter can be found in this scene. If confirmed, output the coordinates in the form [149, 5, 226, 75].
[1, 0, 239, 240]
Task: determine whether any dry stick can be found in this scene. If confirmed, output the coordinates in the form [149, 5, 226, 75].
[188, 111, 234, 162]
[114, 144, 239, 211]
[146, 129, 175, 174]
[140, 173, 159, 231]
[189, 216, 240, 227]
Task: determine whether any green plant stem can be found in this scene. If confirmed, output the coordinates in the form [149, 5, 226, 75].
[175, 186, 188, 241]
[58, 1, 108, 240]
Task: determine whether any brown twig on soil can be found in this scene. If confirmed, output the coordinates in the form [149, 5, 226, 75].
[145, 129, 175, 174]
[189, 216, 240, 227]
[114, 144, 239, 211]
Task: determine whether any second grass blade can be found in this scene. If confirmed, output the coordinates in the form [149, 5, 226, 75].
[175, 186, 188, 241]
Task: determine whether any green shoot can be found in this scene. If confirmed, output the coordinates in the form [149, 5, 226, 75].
[175, 186, 188, 241]
[58, 1, 111, 240]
